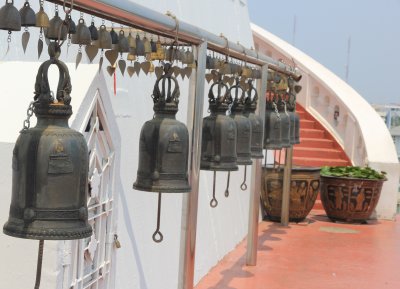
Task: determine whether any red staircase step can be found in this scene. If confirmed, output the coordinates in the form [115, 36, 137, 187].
[293, 147, 344, 159]
[300, 119, 315, 129]
[300, 128, 325, 138]
[295, 138, 335, 148]
[293, 156, 349, 167]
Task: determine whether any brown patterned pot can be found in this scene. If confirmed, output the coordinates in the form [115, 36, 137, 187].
[320, 176, 385, 222]
[261, 166, 321, 222]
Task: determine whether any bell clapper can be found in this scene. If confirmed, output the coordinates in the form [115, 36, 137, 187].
[34, 240, 44, 289]
[224, 171, 230, 197]
[210, 171, 218, 208]
[152, 192, 164, 243]
[240, 165, 248, 191]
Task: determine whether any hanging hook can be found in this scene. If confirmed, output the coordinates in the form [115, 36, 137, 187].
[34, 240, 44, 289]
[240, 166, 248, 191]
[152, 192, 164, 243]
[210, 171, 218, 208]
[224, 171, 230, 197]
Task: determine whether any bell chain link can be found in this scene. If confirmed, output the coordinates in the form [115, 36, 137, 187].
[272, 102, 281, 120]
[22, 101, 36, 131]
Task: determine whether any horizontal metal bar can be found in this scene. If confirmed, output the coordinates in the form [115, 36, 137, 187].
[48, 0, 300, 78]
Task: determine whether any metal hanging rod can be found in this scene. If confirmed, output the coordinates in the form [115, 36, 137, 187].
[48, 0, 300, 78]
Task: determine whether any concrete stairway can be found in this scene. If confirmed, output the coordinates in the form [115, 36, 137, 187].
[293, 104, 351, 167]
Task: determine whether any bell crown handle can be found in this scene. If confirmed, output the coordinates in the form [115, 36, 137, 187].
[34, 43, 72, 105]
[228, 77, 245, 103]
[208, 73, 229, 105]
[152, 63, 180, 106]
[245, 79, 258, 105]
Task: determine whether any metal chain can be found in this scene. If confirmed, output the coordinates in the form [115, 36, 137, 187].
[22, 101, 35, 130]
[272, 102, 281, 120]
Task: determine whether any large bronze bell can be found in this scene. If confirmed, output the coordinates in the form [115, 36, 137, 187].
[229, 78, 252, 191]
[244, 79, 264, 159]
[133, 63, 190, 243]
[264, 91, 282, 150]
[278, 95, 291, 148]
[3, 43, 92, 240]
[19, 1, 36, 27]
[0, 0, 21, 31]
[201, 74, 238, 206]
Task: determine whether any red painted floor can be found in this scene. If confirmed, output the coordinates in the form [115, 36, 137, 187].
[195, 210, 400, 289]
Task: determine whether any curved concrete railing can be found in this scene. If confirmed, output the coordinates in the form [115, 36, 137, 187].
[251, 23, 399, 220]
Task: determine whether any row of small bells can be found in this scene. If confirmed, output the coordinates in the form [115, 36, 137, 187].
[0, 0, 197, 78]
[264, 72, 302, 152]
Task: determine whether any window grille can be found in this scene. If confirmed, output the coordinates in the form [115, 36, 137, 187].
[61, 93, 117, 289]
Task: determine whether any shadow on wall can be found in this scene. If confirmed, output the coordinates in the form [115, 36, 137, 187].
[118, 176, 149, 289]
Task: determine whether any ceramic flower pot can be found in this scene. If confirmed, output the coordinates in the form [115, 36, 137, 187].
[320, 175, 385, 222]
[261, 166, 321, 222]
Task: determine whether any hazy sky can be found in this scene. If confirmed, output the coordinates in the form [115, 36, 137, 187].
[248, 0, 400, 104]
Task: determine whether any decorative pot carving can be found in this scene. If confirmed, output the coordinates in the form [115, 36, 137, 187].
[261, 166, 321, 222]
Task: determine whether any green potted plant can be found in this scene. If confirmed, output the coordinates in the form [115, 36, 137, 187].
[320, 166, 387, 223]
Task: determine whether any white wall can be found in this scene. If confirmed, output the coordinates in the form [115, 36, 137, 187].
[0, 1, 256, 289]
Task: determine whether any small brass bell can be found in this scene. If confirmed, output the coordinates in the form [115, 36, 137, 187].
[0, 0, 21, 31]
[201, 74, 238, 206]
[67, 15, 76, 35]
[97, 24, 112, 49]
[89, 20, 98, 40]
[45, 11, 67, 40]
[127, 32, 136, 48]
[35, 6, 49, 28]
[71, 18, 91, 45]
[3, 43, 92, 240]
[110, 27, 118, 44]
[135, 34, 145, 56]
[133, 63, 191, 243]
[244, 79, 264, 159]
[19, 1, 36, 27]
[118, 30, 130, 53]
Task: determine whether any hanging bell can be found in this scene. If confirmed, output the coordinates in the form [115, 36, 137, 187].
[35, 5, 49, 28]
[71, 18, 91, 45]
[3, 43, 92, 240]
[229, 78, 252, 166]
[67, 15, 76, 35]
[133, 63, 190, 243]
[278, 96, 291, 148]
[110, 27, 118, 44]
[244, 79, 264, 158]
[97, 24, 112, 49]
[0, 0, 21, 31]
[135, 34, 145, 56]
[288, 79, 302, 145]
[264, 93, 282, 150]
[201, 74, 238, 206]
[133, 63, 190, 193]
[19, 1, 35, 27]
[45, 11, 67, 40]
[118, 30, 130, 53]
[229, 78, 252, 191]
[89, 20, 98, 41]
